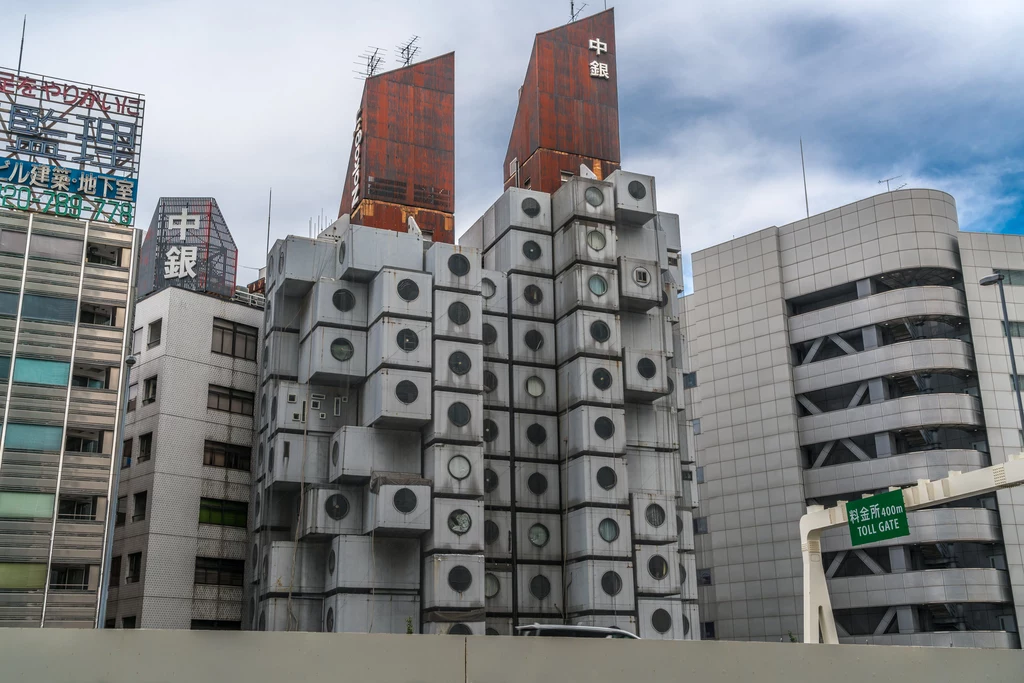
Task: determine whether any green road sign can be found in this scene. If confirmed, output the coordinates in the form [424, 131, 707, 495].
[846, 489, 910, 546]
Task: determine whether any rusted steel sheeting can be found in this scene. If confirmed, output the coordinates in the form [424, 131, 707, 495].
[509, 149, 620, 193]
[352, 200, 454, 244]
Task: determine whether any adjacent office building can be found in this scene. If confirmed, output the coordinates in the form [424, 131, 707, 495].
[684, 189, 1024, 647]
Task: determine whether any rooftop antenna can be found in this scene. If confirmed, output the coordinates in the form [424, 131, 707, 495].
[264, 188, 272, 269]
[571, 1, 587, 22]
[800, 137, 810, 219]
[15, 15, 26, 78]
[396, 36, 420, 67]
[878, 175, 906, 192]
[354, 47, 387, 80]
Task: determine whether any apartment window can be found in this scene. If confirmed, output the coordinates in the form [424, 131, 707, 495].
[203, 440, 251, 471]
[207, 385, 255, 416]
[1007, 321, 1024, 338]
[683, 372, 698, 389]
[693, 517, 708, 535]
[79, 303, 115, 326]
[212, 318, 258, 361]
[121, 438, 132, 468]
[692, 418, 701, 435]
[142, 376, 157, 405]
[191, 620, 242, 630]
[199, 498, 248, 528]
[104, 618, 115, 628]
[30, 233, 82, 262]
[72, 366, 107, 388]
[148, 319, 162, 346]
[132, 491, 147, 522]
[49, 565, 88, 590]
[0, 228, 27, 255]
[131, 327, 143, 354]
[194, 557, 245, 586]
[138, 433, 153, 463]
[58, 495, 96, 520]
[65, 432, 100, 453]
[697, 568, 713, 586]
[1012, 375, 1024, 391]
[6, 423, 62, 452]
[696, 466, 705, 484]
[108, 556, 121, 587]
[995, 269, 1024, 286]
[115, 496, 127, 526]
[700, 622, 716, 639]
[13, 358, 70, 386]
[21, 294, 77, 323]
[86, 242, 121, 266]
[127, 383, 137, 412]
[122, 616, 137, 629]
[126, 553, 141, 583]
[0, 491, 54, 519]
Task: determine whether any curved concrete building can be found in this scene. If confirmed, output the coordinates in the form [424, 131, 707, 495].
[684, 189, 1023, 647]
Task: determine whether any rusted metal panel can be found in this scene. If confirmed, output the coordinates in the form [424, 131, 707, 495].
[352, 200, 454, 244]
[507, 149, 620, 192]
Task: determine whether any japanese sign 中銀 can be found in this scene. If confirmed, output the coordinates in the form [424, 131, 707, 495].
[846, 489, 910, 547]
[0, 69, 144, 225]
[588, 38, 610, 79]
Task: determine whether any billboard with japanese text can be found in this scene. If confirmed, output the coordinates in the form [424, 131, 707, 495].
[0, 69, 144, 225]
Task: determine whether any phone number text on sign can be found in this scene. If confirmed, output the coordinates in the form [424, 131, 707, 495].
[0, 182, 134, 224]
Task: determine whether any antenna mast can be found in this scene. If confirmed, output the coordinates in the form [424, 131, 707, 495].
[395, 36, 421, 67]
[571, 1, 587, 22]
[800, 138, 810, 219]
[354, 47, 387, 80]
[878, 175, 906, 192]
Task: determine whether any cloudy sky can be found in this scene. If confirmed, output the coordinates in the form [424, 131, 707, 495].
[3, 0, 1022, 290]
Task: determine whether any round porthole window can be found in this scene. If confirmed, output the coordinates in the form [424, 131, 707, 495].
[651, 608, 672, 634]
[637, 357, 657, 379]
[482, 323, 498, 345]
[527, 472, 548, 495]
[481, 278, 497, 299]
[484, 468, 498, 493]
[449, 624, 472, 635]
[522, 240, 542, 261]
[521, 197, 541, 218]
[596, 466, 617, 490]
[448, 350, 472, 375]
[333, 289, 356, 312]
[681, 615, 690, 636]
[486, 628, 500, 636]
[598, 517, 619, 542]
[483, 419, 499, 443]
[328, 549, 336, 576]
[448, 253, 471, 277]
[395, 380, 419, 404]
[594, 416, 616, 440]
[448, 402, 471, 427]
[524, 284, 544, 305]
[338, 242, 346, 264]
[524, 329, 544, 351]
[448, 455, 471, 480]
[601, 570, 622, 596]
[590, 319, 611, 342]
[393, 488, 418, 513]
[588, 274, 608, 296]
[448, 565, 473, 593]
[586, 230, 606, 251]
[396, 328, 419, 352]
[648, 555, 669, 580]
[632, 266, 651, 287]
[483, 370, 498, 394]
[645, 503, 666, 527]
[525, 375, 545, 398]
[397, 278, 419, 302]
[484, 519, 499, 544]
[628, 180, 647, 200]
[325, 494, 349, 520]
[528, 523, 550, 547]
[330, 338, 355, 362]
[680, 563, 687, 584]
[448, 509, 472, 535]
[530, 575, 551, 600]
[526, 423, 547, 446]
[448, 301, 471, 326]
[584, 186, 605, 207]
[326, 607, 335, 632]
[592, 367, 613, 390]
[485, 572, 500, 598]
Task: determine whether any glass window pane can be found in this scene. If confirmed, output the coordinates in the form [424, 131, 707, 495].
[0, 492, 54, 519]
[13, 358, 70, 386]
[0, 230, 28, 255]
[21, 295, 77, 323]
[0, 356, 10, 380]
[0, 562, 47, 589]
[5, 424, 63, 451]
[0, 292, 18, 317]
[29, 234, 82, 262]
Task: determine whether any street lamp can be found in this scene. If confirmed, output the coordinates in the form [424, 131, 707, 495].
[980, 273, 1024, 439]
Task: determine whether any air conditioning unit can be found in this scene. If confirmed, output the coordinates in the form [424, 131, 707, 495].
[509, 318, 557, 366]
[552, 220, 617, 276]
[265, 433, 329, 488]
[564, 454, 629, 508]
[634, 543, 681, 596]
[626, 448, 680, 495]
[324, 536, 420, 592]
[607, 170, 657, 227]
[433, 289, 484, 342]
[625, 402, 679, 452]
[631, 493, 677, 544]
[512, 412, 559, 461]
[263, 541, 327, 596]
[299, 279, 369, 338]
[551, 177, 615, 230]
[425, 498, 485, 553]
[485, 569, 513, 614]
[636, 597, 685, 641]
[359, 368, 432, 428]
[298, 327, 367, 385]
[329, 425, 421, 483]
[363, 480, 432, 536]
[555, 309, 622, 363]
[515, 461, 560, 512]
[559, 405, 627, 459]
[557, 356, 625, 412]
[484, 229, 554, 276]
[554, 264, 620, 320]
[422, 554, 486, 610]
[323, 593, 420, 634]
[267, 235, 335, 296]
[482, 409, 511, 458]
[508, 273, 555, 321]
[301, 485, 364, 537]
[336, 223, 424, 282]
[618, 256, 661, 312]
[565, 559, 636, 613]
[565, 507, 632, 561]
[366, 316, 432, 373]
[433, 340, 485, 393]
[517, 563, 563, 615]
[367, 268, 434, 325]
[482, 314, 510, 362]
[483, 509, 511, 561]
[516, 512, 561, 562]
[484, 459, 511, 508]
[424, 391, 484, 446]
[480, 269, 509, 315]
[488, 187, 553, 245]
[423, 443, 484, 497]
[622, 349, 671, 403]
[264, 330, 299, 379]
[510, 365, 558, 413]
[425, 242, 483, 294]
[483, 361, 510, 409]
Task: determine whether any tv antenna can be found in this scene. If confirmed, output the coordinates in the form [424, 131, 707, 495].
[396, 36, 420, 67]
[570, 1, 587, 22]
[354, 47, 387, 80]
[878, 175, 906, 192]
